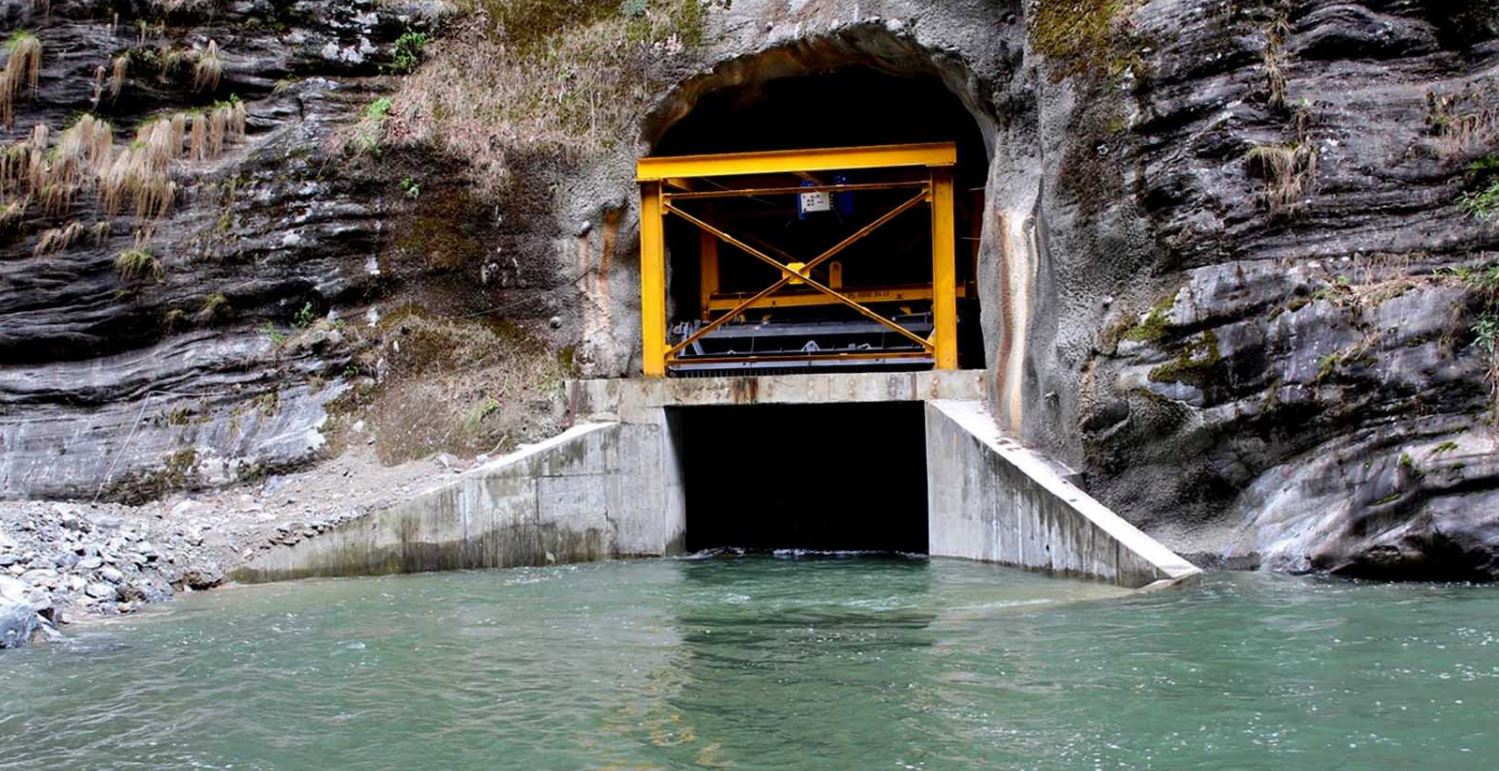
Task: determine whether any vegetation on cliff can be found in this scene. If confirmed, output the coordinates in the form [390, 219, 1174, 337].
[383, 0, 713, 195]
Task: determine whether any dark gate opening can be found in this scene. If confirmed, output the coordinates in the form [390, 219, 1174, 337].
[673, 402, 929, 553]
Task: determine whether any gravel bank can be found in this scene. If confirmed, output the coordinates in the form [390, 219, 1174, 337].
[0, 447, 480, 646]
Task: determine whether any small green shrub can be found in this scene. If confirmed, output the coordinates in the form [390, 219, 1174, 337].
[400, 176, 420, 198]
[346, 97, 393, 155]
[260, 322, 287, 346]
[1316, 351, 1340, 381]
[293, 301, 316, 328]
[464, 395, 502, 432]
[199, 292, 229, 317]
[390, 31, 429, 74]
[1477, 311, 1499, 353]
[1459, 180, 1499, 222]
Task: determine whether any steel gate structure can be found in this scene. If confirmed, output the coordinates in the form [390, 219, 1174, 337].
[635, 142, 962, 377]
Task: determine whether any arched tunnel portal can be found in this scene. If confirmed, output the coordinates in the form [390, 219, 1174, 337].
[645, 60, 994, 374]
[635, 46, 1001, 551]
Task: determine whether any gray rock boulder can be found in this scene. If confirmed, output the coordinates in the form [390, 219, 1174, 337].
[0, 575, 40, 648]
[84, 583, 118, 601]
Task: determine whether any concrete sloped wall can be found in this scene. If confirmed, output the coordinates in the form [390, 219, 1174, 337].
[926, 400, 1201, 589]
[233, 421, 685, 582]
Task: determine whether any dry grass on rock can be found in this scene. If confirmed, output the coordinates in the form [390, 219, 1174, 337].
[0, 31, 43, 128]
[383, 0, 707, 196]
[333, 309, 575, 464]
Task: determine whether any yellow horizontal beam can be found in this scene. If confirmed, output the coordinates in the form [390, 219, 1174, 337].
[705, 284, 969, 312]
[665, 180, 928, 202]
[637, 143, 957, 182]
[667, 351, 932, 366]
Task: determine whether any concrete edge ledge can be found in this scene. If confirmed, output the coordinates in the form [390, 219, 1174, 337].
[418, 422, 618, 493]
[566, 370, 987, 424]
[927, 399, 1203, 587]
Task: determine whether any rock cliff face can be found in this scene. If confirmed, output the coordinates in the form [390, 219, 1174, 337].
[4, 0, 1499, 579]
[0, 0, 567, 501]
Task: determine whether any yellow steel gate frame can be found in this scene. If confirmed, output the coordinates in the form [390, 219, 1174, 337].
[636, 142, 959, 377]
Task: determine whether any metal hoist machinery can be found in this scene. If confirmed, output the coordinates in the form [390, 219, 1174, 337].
[635, 142, 967, 377]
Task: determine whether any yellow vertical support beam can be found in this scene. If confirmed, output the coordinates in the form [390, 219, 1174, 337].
[640, 181, 668, 377]
[698, 205, 719, 321]
[930, 169, 958, 370]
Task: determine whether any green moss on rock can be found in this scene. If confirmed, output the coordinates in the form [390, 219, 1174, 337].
[1029, 0, 1140, 81]
[392, 188, 487, 272]
[1149, 330, 1221, 386]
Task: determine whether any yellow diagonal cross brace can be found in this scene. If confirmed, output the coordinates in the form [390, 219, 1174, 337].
[634, 142, 960, 376]
[663, 190, 933, 357]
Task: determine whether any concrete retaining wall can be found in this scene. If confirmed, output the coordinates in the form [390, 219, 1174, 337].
[233, 420, 686, 582]
[926, 400, 1201, 588]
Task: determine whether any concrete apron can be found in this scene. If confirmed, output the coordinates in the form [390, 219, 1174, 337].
[233, 393, 1200, 590]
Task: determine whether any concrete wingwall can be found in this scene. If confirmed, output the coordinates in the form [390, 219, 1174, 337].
[926, 400, 1200, 588]
[233, 419, 686, 582]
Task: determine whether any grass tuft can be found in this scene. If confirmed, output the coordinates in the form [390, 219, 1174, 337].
[1444, 263, 1499, 421]
[1245, 141, 1318, 214]
[193, 39, 222, 93]
[34, 220, 86, 256]
[199, 291, 229, 318]
[115, 247, 162, 281]
[109, 55, 128, 100]
[1261, 0, 1292, 112]
[1460, 181, 1499, 221]
[1, 31, 43, 128]
[1458, 155, 1499, 221]
[1427, 82, 1499, 157]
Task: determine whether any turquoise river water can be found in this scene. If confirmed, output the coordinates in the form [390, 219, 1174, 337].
[2, 556, 1498, 770]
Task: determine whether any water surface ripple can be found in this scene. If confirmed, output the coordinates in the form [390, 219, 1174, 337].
[2, 557, 1496, 769]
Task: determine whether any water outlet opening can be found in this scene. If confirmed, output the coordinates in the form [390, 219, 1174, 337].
[670, 402, 929, 554]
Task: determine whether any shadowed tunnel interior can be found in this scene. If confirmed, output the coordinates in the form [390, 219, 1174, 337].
[674, 402, 929, 553]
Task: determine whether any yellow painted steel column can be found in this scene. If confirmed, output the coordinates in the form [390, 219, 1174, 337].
[698, 205, 719, 321]
[640, 181, 668, 377]
[930, 169, 958, 369]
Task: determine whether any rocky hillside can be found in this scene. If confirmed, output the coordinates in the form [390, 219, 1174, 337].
[0, 0, 576, 503]
[4, 0, 1499, 580]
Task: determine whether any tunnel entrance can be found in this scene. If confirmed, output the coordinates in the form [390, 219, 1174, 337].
[646, 66, 989, 375]
[672, 402, 929, 553]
